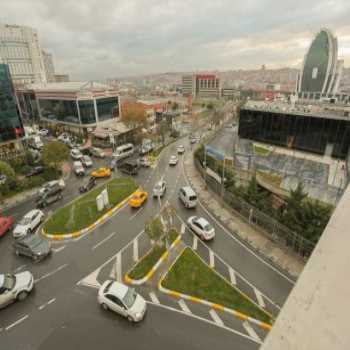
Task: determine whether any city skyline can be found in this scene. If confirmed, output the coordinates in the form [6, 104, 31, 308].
[1, 0, 350, 80]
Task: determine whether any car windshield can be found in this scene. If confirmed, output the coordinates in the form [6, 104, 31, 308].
[19, 217, 31, 225]
[123, 287, 137, 308]
[3, 274, 16, 290]
[154, 184, 162, 190]
[27, 235, 44, 248]
[204, 223, 213, 231]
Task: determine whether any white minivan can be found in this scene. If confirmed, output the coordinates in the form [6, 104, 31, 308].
[113, 143, 134, 161]
[179, 186, 197, 208]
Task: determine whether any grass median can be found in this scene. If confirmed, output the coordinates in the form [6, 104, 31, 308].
[128, 229, 179, 280]
[43, 177, 138, 235]
[162, 247, 272, 324]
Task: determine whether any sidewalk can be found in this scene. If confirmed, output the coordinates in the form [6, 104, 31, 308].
[183, 152, 304, 279]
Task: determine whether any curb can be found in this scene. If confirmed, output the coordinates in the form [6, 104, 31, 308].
[41, 188, 140, 241]
[125, 235, 182, 285]
[158, 247, 273, 332]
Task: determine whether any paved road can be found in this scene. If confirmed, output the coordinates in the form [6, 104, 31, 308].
[0, 132, 295, 349]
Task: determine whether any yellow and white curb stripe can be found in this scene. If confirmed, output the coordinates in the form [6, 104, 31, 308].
[41, 189, 140, 241]
[124, 235, 182, 285]
[157, 248, 273, 332]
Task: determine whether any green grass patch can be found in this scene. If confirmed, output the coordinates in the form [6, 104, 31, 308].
[253, 145, 270, 156]
[44, 177, 138, 235]
[162, 248, 272, 324]
[128, 229, 179, 280]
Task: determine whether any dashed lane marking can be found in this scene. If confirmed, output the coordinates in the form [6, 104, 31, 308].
[14, 265, 26, 273]
[92, 232, 117, 250]
[47, 298, 56, 305]
[52, 246, 66, 253]
[178, 299, 191, 314]
[149, 292, 160, 304]
[243, 321, 262, 343]
[129, 206, 145, 221]
[133, 237, 139, 262]
[192, 235, 198, 250]
[209, 309, 224, 327]
[34, 264, 68, 283]
[254, 288, 266, 308]
[209, 250, 215, 268]
[5, 315, 29, 331]
[181, 223, 186, 235]
[229, 267, 237, 285]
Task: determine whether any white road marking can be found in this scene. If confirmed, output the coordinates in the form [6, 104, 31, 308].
[133, 237, 138, 262]
[181, 223, 186, 235]
[209, 309, 224, 327]
[77, 268, 101, 289]
[254, 288, 266, 308]
[178, 299, 191, 314]
[92, 232, 117, 250]
[116, 252, 122, 282]
[209, 250, 215, 268]
[243, 321, 262, 343]
[129, 206, 144, 221]
[146, 301, 259, 344]
[181, 158, 295, 284]
[47, 298, 56, 305]
[35, 264, 68, 283]
[192, 235, 198, 250]
[5, 315, 29, 331]
[229, 267, 237, 285]
[38, 304, 46, 310]
[52, 246, 65, 253]
[149, 292, 160, 304]
[14, 265, 26, 272]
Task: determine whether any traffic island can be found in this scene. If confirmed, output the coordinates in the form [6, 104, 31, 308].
[159, 247, 273, 329]
[125, 228, 180, 285]
[42, 177, 138, 239]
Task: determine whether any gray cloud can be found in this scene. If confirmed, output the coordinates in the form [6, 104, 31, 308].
[1, 0, 349, 80]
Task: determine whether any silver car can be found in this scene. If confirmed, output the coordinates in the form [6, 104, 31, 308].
[0, 271, 34, 309]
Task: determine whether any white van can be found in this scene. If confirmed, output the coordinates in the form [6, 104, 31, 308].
[113, 143, 134, 161]
[179, 186, 197, 208]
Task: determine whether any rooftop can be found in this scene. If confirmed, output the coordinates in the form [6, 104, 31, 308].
[243, 100, 350, 121]
[20, 81, 114, 93]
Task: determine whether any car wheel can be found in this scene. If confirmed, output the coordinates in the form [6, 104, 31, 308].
[101, 303, 108, 311]
[127, 315, 134, 323]
[17, 291, 28, 301]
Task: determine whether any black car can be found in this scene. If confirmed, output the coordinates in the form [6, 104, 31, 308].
[13, 234, 51, 262]
[79, 177, 96, 193]
[26, 166, 44, 177]
[80, 147, 93, 156]
[118, 160, 140, 175]
[36, 185, 63, 208]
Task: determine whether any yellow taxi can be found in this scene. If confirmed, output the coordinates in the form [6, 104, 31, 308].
[91, 167, 111, 178]
[129, 190, 148, 208]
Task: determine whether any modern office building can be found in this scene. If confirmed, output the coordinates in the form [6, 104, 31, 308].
[239, 101, 350, 159]
[296, 28, 344, 100]
[0, 64, 24, 159]
[0, 24, 48, 85]
[17, 81, 121, 135]
[42, 50, 55, 83]
[182, 73, 220, 98]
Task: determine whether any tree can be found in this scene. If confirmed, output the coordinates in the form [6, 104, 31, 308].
[206, 102, 214, 110]
[145, 218, 163, 247]
[42, 141, 69, 171]
[122, 103, 147, 128]
[0, 161, 16, 195]
[243, 176, 269, 210]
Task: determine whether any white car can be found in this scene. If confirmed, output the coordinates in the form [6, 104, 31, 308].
[169, 155, 178, 166]
[0, 271, 34, 309]
[81, 155, 93, 167]
[57, 133, 70, 143]
[187, 216, 215, 240]
[98, 280, 147, 322]
[38, 179, 65, 196]
[70, 148, 83, 160]
[38, 128, 49, 136]
[73, 161, 85, 176]
[153, 180, 166, 197]
[177, 145, 185, 154]
[13, 209, 44, 239]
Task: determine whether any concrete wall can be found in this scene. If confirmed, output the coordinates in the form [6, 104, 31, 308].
[261, 184, 350, 349]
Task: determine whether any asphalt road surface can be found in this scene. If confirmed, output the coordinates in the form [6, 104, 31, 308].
[0, 133, 295, 350]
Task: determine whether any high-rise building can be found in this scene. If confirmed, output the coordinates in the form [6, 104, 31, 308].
[42, 50, 55, 82]
[0, 64, 24, 159]
[296, 28, 343, 100]
[182, 73, 220, 98]
[0, 24, 49, 85]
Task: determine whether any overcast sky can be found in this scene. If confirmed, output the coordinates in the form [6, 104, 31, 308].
[1, 0, 350, 80]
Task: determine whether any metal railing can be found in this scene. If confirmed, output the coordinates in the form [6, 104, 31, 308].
[194, 157, 316, 258]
